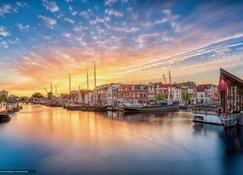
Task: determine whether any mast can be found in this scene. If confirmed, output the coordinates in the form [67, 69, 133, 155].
[168, 69, 172, 102]
[93, 61, 96, 89]
[69, 73, 71, 102]
[86, 70, 89, 90]
[69, 73, 71, 93]
[50, 83, 53, 93]
[55, 85, 57, 96]
[169, 69, 172, 86]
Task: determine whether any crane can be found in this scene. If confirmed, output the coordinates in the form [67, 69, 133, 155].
[44, 88, 49, 94]
[163, 74, 167, 84]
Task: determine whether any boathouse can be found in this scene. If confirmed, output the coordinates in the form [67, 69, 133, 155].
[219, 68, 243, 116]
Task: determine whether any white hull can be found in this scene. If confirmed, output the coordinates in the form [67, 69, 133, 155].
[193, 114, 237, 127]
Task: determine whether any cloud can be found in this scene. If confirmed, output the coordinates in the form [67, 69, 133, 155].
[0, 4, 15, 17]
[62, 33, 72, 38]
[113, 26, 138, 33]
[64, 17, 74, 24]
[16, 1, 29, 8]
[64, 0, 73, 3]
[0, 40, 9, 48]
[16, 23, 30, 32]
[135, 32, 174, 50]
[95, 16, 110, 23]
[42, 0, 59, 13]
[0, 26, 10, 37]
[38, 15, 57, 28]
[105, 0, 119, 6]
[80, 9, 92, 19]
[105, 8, 123, 17]
[143, 9, 182, 33]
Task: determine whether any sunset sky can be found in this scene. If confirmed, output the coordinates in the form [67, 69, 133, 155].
[0, 0, 243, 96]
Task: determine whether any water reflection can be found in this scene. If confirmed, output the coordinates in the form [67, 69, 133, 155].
[0, 105, 243, 175]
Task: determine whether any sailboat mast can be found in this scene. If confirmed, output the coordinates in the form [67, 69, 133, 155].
[168, 69, 172, 101]
[55, 85, 57, 96]
[69, 73, 71, 93]
[86, 70, 89, 90]
[50, 83, 53, 93]
[94, 61, 96, 89]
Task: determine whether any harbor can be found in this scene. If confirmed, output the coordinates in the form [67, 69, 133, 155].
[12, 68, 241, 129]
[0, 0, 243, 174]
[0, 104, 242, 175]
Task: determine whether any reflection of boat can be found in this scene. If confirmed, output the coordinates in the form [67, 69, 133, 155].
[66, 104, 107, 112]
[123, 102, 179, 113]
[0, 113, 11, 122]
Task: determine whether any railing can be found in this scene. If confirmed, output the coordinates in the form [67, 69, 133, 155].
[192, 105, 219, 115]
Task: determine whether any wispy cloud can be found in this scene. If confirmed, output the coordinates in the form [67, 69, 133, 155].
[0, 4, 16, 17]
[105, 8, 123, 17]
[0, 26, 10, 37]
[64, 17, 74, 24]
[38, 15, 57, 28]
[105, 0, 119, 6]
[113, 26, 138, 33]
[16, 23, 30, 32]
[42, 0, 59, 13]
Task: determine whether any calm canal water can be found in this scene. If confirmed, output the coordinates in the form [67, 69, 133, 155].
[0, 105, 243, 175]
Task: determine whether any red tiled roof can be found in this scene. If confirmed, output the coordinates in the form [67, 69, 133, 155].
[196, 85, 207, 92]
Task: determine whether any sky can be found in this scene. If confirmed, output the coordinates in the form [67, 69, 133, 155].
[0, 0, 243, 96]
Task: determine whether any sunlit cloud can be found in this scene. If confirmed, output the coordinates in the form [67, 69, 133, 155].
[0, 0, 243, 95]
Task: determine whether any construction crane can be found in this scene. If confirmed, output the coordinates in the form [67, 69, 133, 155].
[163, 74, 167, 84]
[44, 88, 49, 94]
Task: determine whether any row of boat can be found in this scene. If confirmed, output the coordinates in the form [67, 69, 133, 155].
[0, 105, 23, 123]
[60, 101, 180, 113]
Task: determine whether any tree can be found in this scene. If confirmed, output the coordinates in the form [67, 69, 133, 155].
[155, 93, 166, 101]
[182, 91, 192, 104]
[0, 95, 7, 102]
[31, 92, 44, 99]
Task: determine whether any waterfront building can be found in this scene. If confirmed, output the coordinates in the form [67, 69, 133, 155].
[107, 83, 122, 107]
[70, 90, 80, 103]
[219, 68, 243, 114]
[196, 84, 219, 104]
[95, 84, 109, 106]
[0, 90, 8, 100]
[117, 84, 148, 105]
[147, 82, 157, 102]
[59, 93, 70, 103]
[170, 85, 182, 103]
[78, 90, 93, 104]
[176, 81, 197, 104]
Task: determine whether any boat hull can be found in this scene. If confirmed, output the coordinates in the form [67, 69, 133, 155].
[0, 113, 11, 123]
[123, 104, 179, 113]
[193, 114, 238, 127]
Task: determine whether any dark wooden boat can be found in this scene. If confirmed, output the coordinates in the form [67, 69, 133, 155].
[0, 113, 11, 122]
[123, 103, 179, 113]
